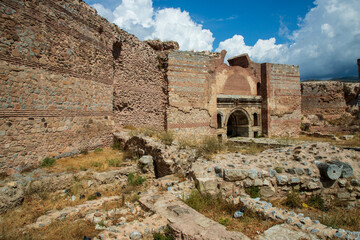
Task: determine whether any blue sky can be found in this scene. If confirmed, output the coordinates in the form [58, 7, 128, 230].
[84, 0, 360, 80]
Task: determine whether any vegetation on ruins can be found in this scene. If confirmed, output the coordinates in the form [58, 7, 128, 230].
[245, 186, 261, 198]
[283, 189, 302, 209]
[127, 173, 146, 186]
[184, 190, 278, 237]
[307, 194, 325, 210]
[196, 136, 225, 159]
[40, 157, 56, 167]
[94, 147, 103, 153]
[157, 131, 174, 146]
[153, 226, 174, 240]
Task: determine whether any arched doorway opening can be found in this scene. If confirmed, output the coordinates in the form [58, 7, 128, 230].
[253, 113, 259, 126]
[257, 82, 261, 96]
[227, 110, 250, 137]
[217, 113, 222, 129]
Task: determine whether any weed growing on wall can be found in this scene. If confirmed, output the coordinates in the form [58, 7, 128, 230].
[245, 186, 260, 198]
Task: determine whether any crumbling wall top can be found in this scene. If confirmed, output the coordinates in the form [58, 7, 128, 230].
[227, 53, 251, 68]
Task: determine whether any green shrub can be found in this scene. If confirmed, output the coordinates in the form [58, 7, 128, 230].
[142, 127, 157, 137]
[245, 186, 260, 198]
[112, 138, 123, 150]
[307, 194, 325, 210]
[122, 149, 140, 161]
[184, 190, 236, 214]
[153, 226, 173, 240]
[127, 173, 146, 186]
[274, 166, 283, 173]
[94, 148, 103, 153]
[219, 217, 230, 226]
[41, 157, 56, 167]
[157, 131, 174, 146]
[107, 158, 122, 167]
[284, 190, 302, 209]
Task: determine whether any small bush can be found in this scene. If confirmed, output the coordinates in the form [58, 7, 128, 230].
[274, 166, 283, 173]
[283, 190, 302, 209]
[184, 190, 236, 214]
[41, 157, 56, 167]
[157, 131, 174, 146]
[219, 217, 230, 226]
[94, 148, 103, 153]
[197, 136, 225, 159]
[107, 158, 122, 167]
[245, 186, 260, 198]
[80, 149, 88, 155]
[112, 137, 123, 150]
[153, 226, 173, 240]
[122, 149, 140, 161]
[307, 194, 325, 210]
[127, 173, 146, 186]
[142, 127, 157, 137]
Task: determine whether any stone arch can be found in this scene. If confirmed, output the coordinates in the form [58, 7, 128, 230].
[226, 108, 251, 137]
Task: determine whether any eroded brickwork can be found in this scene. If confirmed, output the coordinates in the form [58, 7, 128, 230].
[262, 64, 301, 137]
[0, 0, 117, 173]
[0, 0, 166, 173]
[113, 35, 167, 131]
[301, 81, 360, 120]
[166, 51, 221, 135]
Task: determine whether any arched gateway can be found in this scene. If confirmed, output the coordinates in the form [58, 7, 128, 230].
[226, 109, 250, 137]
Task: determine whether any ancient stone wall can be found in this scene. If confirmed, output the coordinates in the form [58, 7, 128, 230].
[0, 0, 166, 174]
[113, 34, 168, 131]
[301, 81, 360, 133]
[262, 63, 301, 137]
[301, 81, 360, 120]
[166, 51, 221, 136]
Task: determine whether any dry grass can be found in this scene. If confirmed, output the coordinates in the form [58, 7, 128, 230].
[184, 191, 278, 238]
[270, 197, 360, 231]
[45, 148, 124, 173]
[238, 142, 267, 155]
[0, 172, 150, 239]
[0, 191, 89, 239]
[277, 132, 360, 147]
[1, 217, 100, 240]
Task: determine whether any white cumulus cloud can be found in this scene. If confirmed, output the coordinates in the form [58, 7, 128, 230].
[91, 0, 214, 51]
[216, 0, 360, 79]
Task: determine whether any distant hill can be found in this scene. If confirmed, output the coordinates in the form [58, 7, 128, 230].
[302, 76, 359, 83]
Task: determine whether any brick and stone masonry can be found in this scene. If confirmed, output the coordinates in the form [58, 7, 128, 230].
[261, 63, 301, 137]
[0, 0, 304, 174]
[0, 0, 166, 174]
[166, 51, 222, 136]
